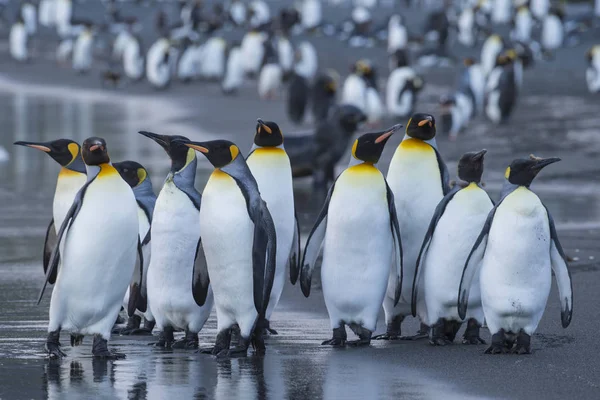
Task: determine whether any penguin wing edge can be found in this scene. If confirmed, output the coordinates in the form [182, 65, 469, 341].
[546, 207, 573, 328]
[192, 238, 211, 307]
[258, 200, 277, 317]
[385, 182, 403, 307]
[433, 147, 451, 195]
[128, 239, 146, 316]
[289, 212, 301, 285]
[43, 219, 60, 284]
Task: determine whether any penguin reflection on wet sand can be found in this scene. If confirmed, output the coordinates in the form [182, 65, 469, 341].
[412, 150, 492, 346]
[138, 131, 213, 349]
[300, 125, 404, 347]
[459, 155, 573, 354]
[377, 114, 450, 341]
[246, 120, 300, 333]
[180, 138, 276, 357]
[41, 137, 144, 359]
[13, 139, 86, 284]
[113, 161, 157, 336]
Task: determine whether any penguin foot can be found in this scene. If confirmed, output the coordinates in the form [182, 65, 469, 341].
[172, 330, 199, 350]
[120, 328, 154, 336]
[150, 326, 175, 348]
[429, 337, 453, 346]
[400, 324, 429, 341]
[462, 336, 486, 345]
[46, 330, 66, 359]
[216, 346, 248, 358]
[511, 331, 531, 355]
[373, 333, 400, 340]
[262, 320, 278, 335]
[373, 316, 403, 340]
[346, 339, 370, 347]
[485, 330, 509, 354]
[321, 338, 346, 347]
[92, 335, 125, 359]
[70, 334, 84, 347]
[113, 315, 143, 335]
[484, 344, 508, 354]
[200, 328, 233, 355]
[347, 325, 372, 346]
[462, 319, 486, 345]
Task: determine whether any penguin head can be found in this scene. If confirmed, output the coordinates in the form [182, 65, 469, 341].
[336, 104, 367, 134]
[138, 131, 195, 173]
[505, 155, 561, 187]
[495, 54, 512, 67]
[463, 57, 476, 67]
[458, 149, 487, 183]
[180, 139, 241, 169]
[406, 113, 436, 140]
[113, 160, 148, 188]
[254, 119, 283, 147]
[13, 139, 81, 167]
[82, 137, 110, 165]
[351, 124, 402, 164]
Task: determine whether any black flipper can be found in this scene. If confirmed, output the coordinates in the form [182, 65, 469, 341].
[385, 182, 404, 307]
[433, 146, 451, 195]
[192, 238, 211, 307]
[412, 186, 461, 317]
[253, 200, 277, 316]
[545, 206, 573, 328]
[289, 212, 301, 285]
[43, 219, 59, 284]
[128, 239, 146, 316]
[37, 175, 98, 305]
[299, 180, 336, 297]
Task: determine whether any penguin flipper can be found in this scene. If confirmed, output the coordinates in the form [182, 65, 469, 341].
[192, 238, 211, 307]
[289, 212, 301, 285]
[412, 186, 461, 317]
[300, 181, 336, 298]
[386, 182, 403, 307]
[43, 219, 60, 284]
[545, 207, 573, 328]
[37, 176, 98, 305]
[458, 207, 497, 320]
[251, 200, 277, 316]
[128, 239, 146, 316]
[433, 146, 451, 195]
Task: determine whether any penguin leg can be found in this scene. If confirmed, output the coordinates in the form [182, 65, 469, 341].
[264, 319, 278, 335]
[150, 326, 175, 348]
[46, 329, 67, 359]
[373, 315, 404, 340]
[70, 334, 84, 347]
[444, 320, 462, 343]
[172, 329, 199, 350]
[112, 314, 142, 335]
[199, 328, 231, 355]
[400, 322, 429, 341]
[511, 330, 531, 355]
[484, 329, 509, 354]
[218, 336, 251, 358]
[346, 325, 372, 347]
[92, 335, 125, 359]
[321, 325, 347, 347]
[429, 319, 451, 346]
[462, 318, 486, 345]
[251, 318, 267, 355]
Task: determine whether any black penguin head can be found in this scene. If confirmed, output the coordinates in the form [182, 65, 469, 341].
[505, 155, 561, 187]
[406, 113, 436, 140]
[336, 105, 367, 134]
[138, 131, 195, 173]
[82, 137, 110, 166]
[392, 50, 409, 68]
[254, 119, 283, 147]
[351, 124, 402, 164]
[181, 139, 241, 169]
[458, 149, 487, 183]
[13, 138, 81, 167]
[318, 71, 338, 94]
[113, 160, 148, 188]
[463, 57, 476, 67]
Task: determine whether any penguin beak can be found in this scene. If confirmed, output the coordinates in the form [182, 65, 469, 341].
[375, 124, 402, 144]
[418, 118, 432, 128]
[139, 131, 170, 150]
[473, 149, 488, 160]
[176, 139, 209, 154]
[532, 157, 561, 171]
[256, 119, 272, 134]
[13, 141, 52, 153]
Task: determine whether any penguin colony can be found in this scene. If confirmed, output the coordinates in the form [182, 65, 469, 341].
[16, 111, 573, 359]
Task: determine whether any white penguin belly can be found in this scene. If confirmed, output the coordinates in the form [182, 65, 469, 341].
[222, 48, 244, 91]
[423, 186, 492, 325]
[73, 33, 93, 71]
[9, 24, 27, 61]
[341, 74, 367, 111]
[147, 181, 212, 332]
[200, 171, 256, 336]
[321, 166, 391, 332]
[53, 170, 86, 230]
[246, 149, 295, 319]
[480, 188, 552, 335]
[258, 64, 283, 98]
[50, 173, 138, 337]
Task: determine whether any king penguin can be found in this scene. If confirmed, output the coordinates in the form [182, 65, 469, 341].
[300, 125, 403, 347]
[138, 131, 214, 349]
[13, 139, 86, 283]
[9, 15, 28, 62]
[179, 138, 277, 357]
[113, 161, 157, 336]
[246, 120, 300, 333]
[458, 155, 573, 354]
[412, 150, 492, 346]
[586, 45, 600, 94]
[40, 137, 144, 359]
[72, 23, 94, 74]
[376, 113, 450, 341]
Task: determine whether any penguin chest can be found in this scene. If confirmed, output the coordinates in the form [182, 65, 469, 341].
[53, 170, 86, 229]
[322, 165, 392, 312]
[342, 75, 367, 110]
[200, 171, 254, 308]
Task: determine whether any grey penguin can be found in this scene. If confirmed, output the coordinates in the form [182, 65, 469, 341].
[458, 155, 573, 354]
[40, 137, 144, 359]
[412, 150, 492, 346]
[179, 138, 277, 357]
[311, 70, 339, 123]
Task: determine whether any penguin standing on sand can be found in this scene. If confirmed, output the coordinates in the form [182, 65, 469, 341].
[286, 43, 318, 124]
[20, 1, 37, 35]
[491, 0, 512, 25]
[300, 0, 322, 32]
[459, 156, 573, 354]
[39, 0, 56, 28]
[541, 7, 564, 56]
[412, 150, 492, 346]
[363, 65, 385, 127]
[459, 57, 486, 115]
[586, 45, 600, 94]
[222, 42, 244, 94]
[146, 36, 172, 90]
[311, 70, 339, 123]
[180, 138, 277, 357]
[438, 92, 473, 141]
[247, 120, 300, 333]
[113, 161, 157, 336]
[300, 125, 404, 347]
[387, 15, 407, 53]
[9, 16, 28, 62]
[138, 131, 214, 349]
[41, 137, 144, 359]
[511, 5, 533, 43]
[13, 139, 86, 283]
[258, 38, 283, 100]
[72, 23, 94, 74]
[376, 114, 450, 341]
[295, 41, 318, 81]
[530, 0, 549, 21]
[386, 50, 424, 120]
[457, 6, 478, 48]
[341, 60, 369, 112]
[481, 34, 505, 77]
[200, 37, 228, 81]
[485, 54, 517, 124]
[241, 29, 267, 78]
[277, 34, 294, 79]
